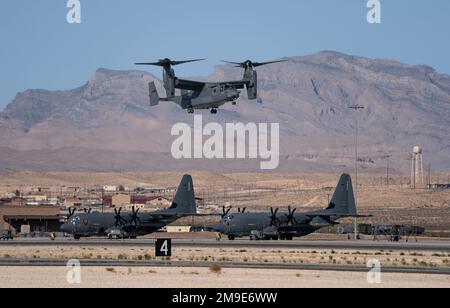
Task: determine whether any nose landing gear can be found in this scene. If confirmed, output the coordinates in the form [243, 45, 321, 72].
[210, 108, 218, 114]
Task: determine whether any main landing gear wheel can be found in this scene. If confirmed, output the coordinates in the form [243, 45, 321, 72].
[187, 107, 194, 114]
[232, 102, 237, 106]
[211, 108, 218, 114]
[74, 235, 81, 240]
[228, 235, 235, 241]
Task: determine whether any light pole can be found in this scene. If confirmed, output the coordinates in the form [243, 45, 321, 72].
[349, 104, 365, 240]
[386, 157, 390, 188]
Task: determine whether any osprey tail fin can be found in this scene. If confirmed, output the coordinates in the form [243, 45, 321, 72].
[148, 82, 160, 106]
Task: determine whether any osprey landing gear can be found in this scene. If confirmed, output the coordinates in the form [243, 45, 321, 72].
[187, 107, 194, 114]
[211, 108, 218, 114]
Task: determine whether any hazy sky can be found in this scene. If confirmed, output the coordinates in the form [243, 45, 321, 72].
[1, 0, 449, 109]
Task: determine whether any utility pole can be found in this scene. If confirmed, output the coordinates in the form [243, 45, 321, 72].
[349, 104, 365, 240]
[428, 164, 431, 189]
[101, 188, 105, 214]
[386, 159, 390, 188]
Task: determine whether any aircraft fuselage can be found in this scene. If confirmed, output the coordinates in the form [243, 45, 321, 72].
[60, 211, 177, 238]
[212, 212, 323, 239]
[178, 84, 240, 110]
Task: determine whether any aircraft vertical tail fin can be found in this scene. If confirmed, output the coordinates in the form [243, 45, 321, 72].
[168, 175, 197, 215]
[325, 174, 357, 216]
[149, 82, 160, 106]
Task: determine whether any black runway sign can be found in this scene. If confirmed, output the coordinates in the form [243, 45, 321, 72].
[156, 239, 172, 257]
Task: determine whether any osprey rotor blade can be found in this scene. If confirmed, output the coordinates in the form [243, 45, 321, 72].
[222, 59, 287, 69]
[135, 58, 205, 67]
[252, 60, 287, 67]
[171, 59, 206, 66]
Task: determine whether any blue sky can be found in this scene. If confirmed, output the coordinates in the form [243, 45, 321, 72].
[1, 0, 449, 109]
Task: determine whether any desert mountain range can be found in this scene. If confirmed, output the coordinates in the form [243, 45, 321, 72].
[1, 51, 449, 173]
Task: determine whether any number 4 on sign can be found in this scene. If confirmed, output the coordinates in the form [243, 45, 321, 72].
[67, 0, 81, 24]
[156, 239, 172, 257]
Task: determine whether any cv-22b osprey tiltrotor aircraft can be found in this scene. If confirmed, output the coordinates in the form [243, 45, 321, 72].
[135, 58, 286, 114]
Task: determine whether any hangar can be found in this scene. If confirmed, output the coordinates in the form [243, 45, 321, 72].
[0, 206, 62, 234]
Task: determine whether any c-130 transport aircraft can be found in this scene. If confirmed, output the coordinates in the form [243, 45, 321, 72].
[61, 175, 198, 240]
[211, 174, 369, 240]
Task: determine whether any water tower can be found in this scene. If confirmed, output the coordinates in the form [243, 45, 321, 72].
[411, 146, 424, 188]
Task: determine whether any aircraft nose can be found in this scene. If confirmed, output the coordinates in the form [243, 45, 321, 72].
[60, 223, 70, 233]
[210, 224, 225, 233]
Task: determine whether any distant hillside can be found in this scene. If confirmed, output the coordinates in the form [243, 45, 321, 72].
[0, 51, 449, 173]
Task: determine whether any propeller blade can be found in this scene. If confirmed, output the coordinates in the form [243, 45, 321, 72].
[67, 208, 76, 219]
[171, 59, 206, 66]
[135, 58, 205, 67]
[135, 62, 164, 66]
[253, 60, 287, 67]
[222, 59, 287, 69]
[286, 206, 298, 226]
[222, 61, 243, 66]
[222, 206, 232, 218]
[130, 206, 142, 226]
[270, 208, 280, 226]
[288, 206, 297, 216]
[114, 207, 126, 227]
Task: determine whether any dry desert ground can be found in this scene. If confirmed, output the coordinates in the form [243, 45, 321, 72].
[0, 266, 448, 288]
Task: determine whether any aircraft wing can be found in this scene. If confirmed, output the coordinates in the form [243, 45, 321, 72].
[175, 78, 248, 91]
[304, 212, 372, 219]
[175, 78, 206, 91]
[221, 80, 248, 89]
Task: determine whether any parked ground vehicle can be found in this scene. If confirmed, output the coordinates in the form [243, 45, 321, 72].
[107, 228, 127, 240]
[0, 230, 14, 240]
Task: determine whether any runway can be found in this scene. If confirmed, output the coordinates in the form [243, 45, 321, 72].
[1, 238, 450, 251]
[0, 258, 448, 276]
